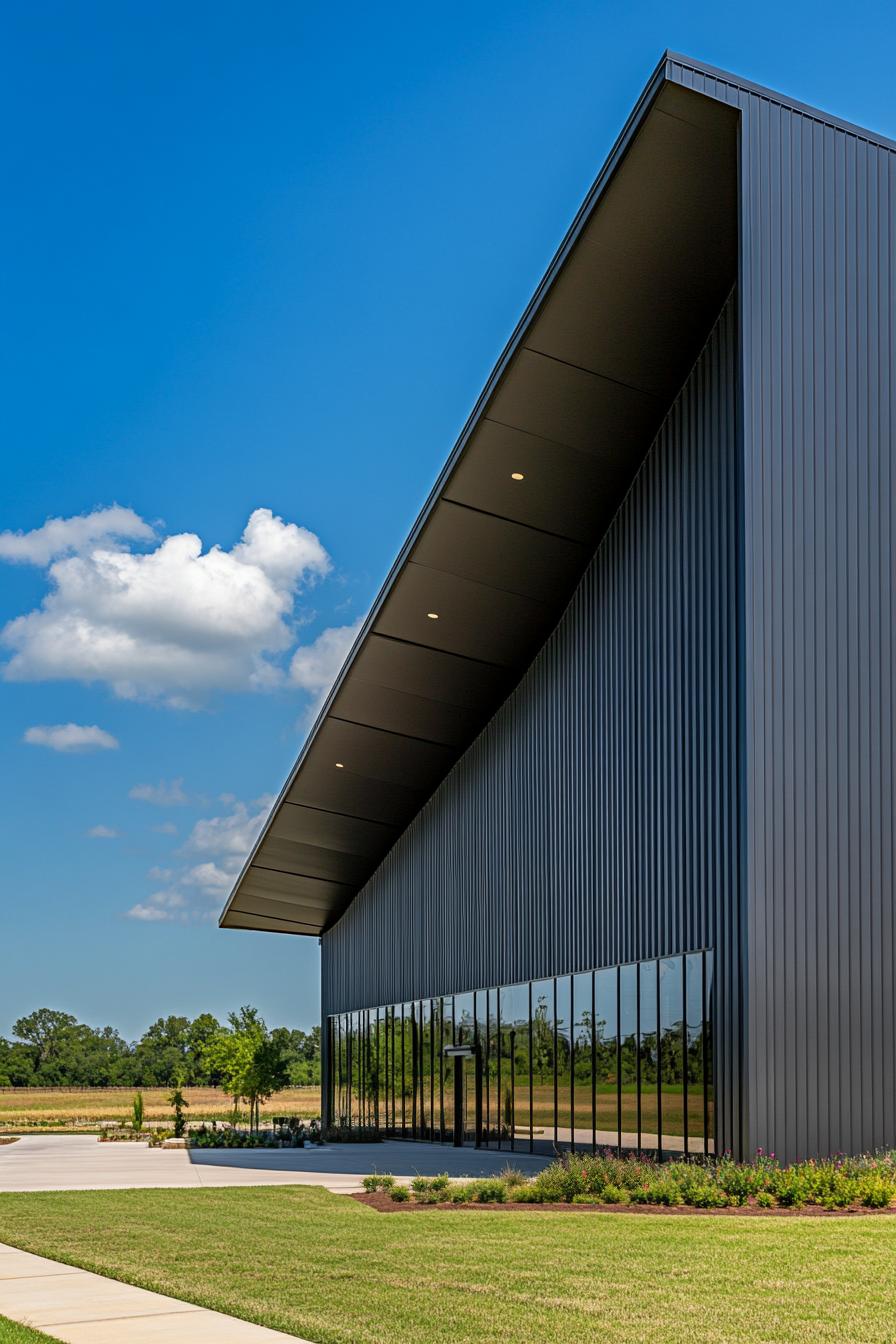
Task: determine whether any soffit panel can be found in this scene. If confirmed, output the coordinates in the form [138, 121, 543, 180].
[286, 753, 425, 827]
[410, 500, 588, 602]
[312, 717, 458, 789]
[330, 680, 483, 747]
[487, 348, 664, 461]
[270, 802, 398, 857]
[225, 904, 327, 935]
[350, 635, 510, 710]
[252, 835, 372, 886]
[240, 865, 352, 908]
[373, 562, 554, 667]
[442, 418, 612, 544]
[523, 102, 737, 398]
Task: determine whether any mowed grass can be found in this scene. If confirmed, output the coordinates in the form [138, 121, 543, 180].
[0, 1188, 894, 1343]
[0, 1317, 64, 1343]
[0, 1087, 320, 1129]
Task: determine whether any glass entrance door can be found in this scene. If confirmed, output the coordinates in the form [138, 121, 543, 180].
[446, 1047, 482, 1146]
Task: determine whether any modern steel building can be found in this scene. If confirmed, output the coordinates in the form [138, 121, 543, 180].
[221, 53, 896, 1164]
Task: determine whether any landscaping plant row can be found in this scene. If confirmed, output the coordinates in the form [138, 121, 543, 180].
[364, 1149, 896, 1211]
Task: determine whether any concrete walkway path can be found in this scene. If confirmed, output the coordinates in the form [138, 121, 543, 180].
[0, 1242, 310, 1343]
[0, 1134, 549, 1194]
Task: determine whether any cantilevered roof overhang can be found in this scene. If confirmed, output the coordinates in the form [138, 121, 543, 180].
[220, 52, 740, 936]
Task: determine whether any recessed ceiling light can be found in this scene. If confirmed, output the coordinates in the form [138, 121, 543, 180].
[511, 471, 525, 481]
[335, 762, 344, 768]
[427, 612, 439, 620]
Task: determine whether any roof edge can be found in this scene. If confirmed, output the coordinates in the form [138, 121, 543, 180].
[666, 51, 896, 153]
[217, 48, 675, 932]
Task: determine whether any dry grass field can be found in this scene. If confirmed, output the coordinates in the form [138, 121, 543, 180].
[0, 1087, 321, 1131]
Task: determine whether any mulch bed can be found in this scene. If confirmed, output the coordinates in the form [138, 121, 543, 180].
[0, 1137, 19, 1146]
[352, 1191, 896, 1217]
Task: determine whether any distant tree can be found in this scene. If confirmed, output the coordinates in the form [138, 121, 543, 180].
[185, 1013, 221, 1085]
[0, 1037, 36, 1087]
[134, 1016, 190, 1086]
[3, 1006, 318, 1093]
[13, 1010, 78, 1074]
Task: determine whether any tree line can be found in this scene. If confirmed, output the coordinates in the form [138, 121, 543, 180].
[0, 1006, 320, 1089]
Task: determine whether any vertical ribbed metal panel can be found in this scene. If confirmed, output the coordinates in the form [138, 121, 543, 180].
[322, 293, 743, 1155]
[671, 59, 896, 1160]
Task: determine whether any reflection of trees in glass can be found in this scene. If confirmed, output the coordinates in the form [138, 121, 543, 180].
[639, 1027, 658, 1086]
[532, 993, 553, 1084]
[329, 951, 713, 1150]
[659, 1019, 685, 1084]
[593, 1016, 616, 1082]
[573, 1007, 593, 1083]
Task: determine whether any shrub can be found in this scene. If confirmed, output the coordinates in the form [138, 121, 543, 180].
[678, 1174, 729, 1208]
[410, 1173, 450, 1195]
[770, 1169, 809, 1208]
[468, 1177, 507, 1203]
[755, 1190, 776, 1208]
[715, 1155, 763, 1204]
[647, 1177, 683, 1206]
[858, 1175, 894, 1209]
[601, 1184, 626, 1204]
[389, 1185, 410, 1202]
[362, 1174, 395, 1192]
[532, 1166, 578, 1203]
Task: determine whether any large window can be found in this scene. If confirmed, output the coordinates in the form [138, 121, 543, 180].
[328, 949, 714, 1155]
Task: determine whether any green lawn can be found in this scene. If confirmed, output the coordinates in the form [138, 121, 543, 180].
[0, 1187, 894, 1343]
[0, 1318, 63, 1343]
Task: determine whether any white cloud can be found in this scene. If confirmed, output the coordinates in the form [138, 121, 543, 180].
[123, 794, 273, 924]
[125, 887, 186, 923]
[1, 507, 331, 704]
[184, 795, 274, 859]
[86, 824, 118, 839]
[183, 861, 236, 894]
[152, 822, 178, 835]
[0, 506, 154, 567]
[129, 778, 188, 807]
[126, 903, 175, 922]
[23, 722, 120, 753]
[289, 620, 361, 696]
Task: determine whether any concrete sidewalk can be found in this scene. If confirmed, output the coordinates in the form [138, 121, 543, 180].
[0, 1242, 310, 1343]
[0, 1134, 550, 1193]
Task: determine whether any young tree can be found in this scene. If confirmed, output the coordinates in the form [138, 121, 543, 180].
[204, 1007, 289, 1131]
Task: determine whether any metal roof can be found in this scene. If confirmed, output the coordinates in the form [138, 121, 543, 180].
[219, 52, 744, 935]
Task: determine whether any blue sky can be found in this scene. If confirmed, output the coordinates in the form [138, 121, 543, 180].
[2, 0, 894, 1041]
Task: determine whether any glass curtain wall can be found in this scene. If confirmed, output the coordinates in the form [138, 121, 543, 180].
[328, 949, 714, 1156]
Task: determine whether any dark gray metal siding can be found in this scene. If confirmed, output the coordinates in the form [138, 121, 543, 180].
[672, 59, 896, 1160]
[323, 293, 743, 1155]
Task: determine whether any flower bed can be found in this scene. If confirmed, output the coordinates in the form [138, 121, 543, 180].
[362, 1149, 896, 1213]
[148, 1118, 325, 1149]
